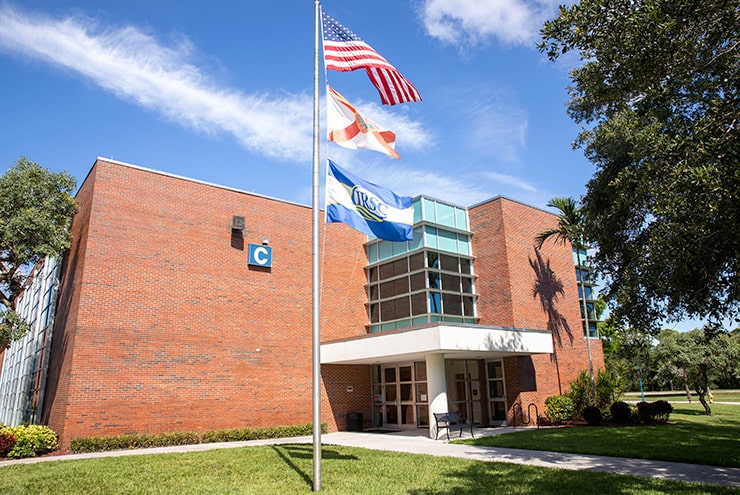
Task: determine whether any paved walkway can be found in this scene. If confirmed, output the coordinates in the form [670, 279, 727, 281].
[2, 427, 738, 489]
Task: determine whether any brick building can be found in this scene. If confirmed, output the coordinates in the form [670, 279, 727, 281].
[0, 158, 603, 447]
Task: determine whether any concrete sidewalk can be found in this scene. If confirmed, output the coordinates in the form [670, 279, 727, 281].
[2, 427, 738, 489]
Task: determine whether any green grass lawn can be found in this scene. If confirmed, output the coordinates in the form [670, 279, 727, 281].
[459, 403, 740, 468]
[624, 391, 740, 403]
[0, 444, 735, 495]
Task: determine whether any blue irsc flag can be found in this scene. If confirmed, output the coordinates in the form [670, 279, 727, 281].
[325, 160, 413, 242]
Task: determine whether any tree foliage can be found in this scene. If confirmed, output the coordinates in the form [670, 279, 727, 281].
[654, 326, 740, 414]
[0, 158, 77, 348]
[540, 0, 740, 329]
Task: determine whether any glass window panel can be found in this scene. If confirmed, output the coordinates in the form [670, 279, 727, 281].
[384, 367, 396, 383]
[393, 241, 408, 257]
[400, 383, 413, 401]
[427, 251, 440, 269]
[487, 361, 503, 379]
[416, 383, 429, 402]
[413, 199, 422, 224]
[369, 303, 379, 323]
[367, 243, 378, 264]
[415, 362, 427, 382]
[411, 293, 427, 315]
[409, 252, 424, 271]
[463, 296, 475, 316]
[392, 258, 409, 277]
[428, 272, 441, 289]
[467, 361, 480, 379]
[368, 266, 378, 282]
[412, 315, 429, 325]
[368, 284, 378, 300]
[380, 278, 408, 299]
[425, 226, 438, 249]
[379, 241, 394, 261]
[381, 297, 410, 320]
[436, 203, 456, 228]
[399, 366, 412, 382]
[410, 272, 426, 291]
[441, 273, 460, 291]
[442, 293, 462, 315]
[491, 401, 506, 421]
[417, 405, 429, 427]
[409, 227, 424, 251]
[458, 234, 471, 255]
[489, 381, 505, 398]
[447, 360, 466, 377]
[429, 291, 442, 313]
[401, 404, 414, 425]
[455, 208, 468, 230]
[385, 384, 397, 401]
[422, 198, 436, 223]
[460, 258, 472, 274]
[461, 276, 473, 293]
[440, 253, 458, 272]
[438, 229, 457, 253]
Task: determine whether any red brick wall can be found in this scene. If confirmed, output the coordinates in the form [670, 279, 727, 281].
[470, 197, 604, 421]
[42, 165, 97, 442]
[45, 159, 368, 447]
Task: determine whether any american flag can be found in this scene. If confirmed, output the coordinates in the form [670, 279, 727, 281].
[322, 11, 421, 106]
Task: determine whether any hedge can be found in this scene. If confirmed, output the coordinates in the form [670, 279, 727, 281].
[70, 423, 326, 454]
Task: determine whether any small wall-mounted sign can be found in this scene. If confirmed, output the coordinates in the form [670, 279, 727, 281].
[248, 243, 273, 267]
[346, 386, 353, 393]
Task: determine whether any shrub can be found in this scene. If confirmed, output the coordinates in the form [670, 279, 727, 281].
[651, 400, 673, 423]
[567, 371, 592, 418]
[71, 423, 325, 454]
[544, 395, 574, 425]
[0, 428, 16, 457]
[4, 424, 58, 459]
[582, 406, 602, 425]
[609, 401, 633, 424]
[635, 400, 673, 424]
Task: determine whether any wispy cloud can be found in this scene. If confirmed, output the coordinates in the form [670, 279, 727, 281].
[483, 171, 537, 192]
[0, 6, 428, 164]
[418, 0, 564, 48]
[442, 82, 528, 163]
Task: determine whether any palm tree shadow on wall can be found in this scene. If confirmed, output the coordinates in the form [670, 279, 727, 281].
[530, 249, 573, 395]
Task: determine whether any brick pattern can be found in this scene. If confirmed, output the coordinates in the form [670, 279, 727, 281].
[469, 197, 604, 422]
[41, 161, 602, 446]
[43, 160, 368, 446]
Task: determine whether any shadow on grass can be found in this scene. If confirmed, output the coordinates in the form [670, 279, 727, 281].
[405, 461, 732, 495]
[270, 444, 358, 490]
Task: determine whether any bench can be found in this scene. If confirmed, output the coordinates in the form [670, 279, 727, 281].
[433, 411, 474, 440]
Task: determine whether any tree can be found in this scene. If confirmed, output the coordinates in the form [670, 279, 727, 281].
[539, 0, 740, 330]
[655, 325, 740, 415]
[0, 158, 77, 349]
[535, 196, 596, 404]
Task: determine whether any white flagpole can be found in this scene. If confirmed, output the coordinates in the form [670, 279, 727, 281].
[311, 0, 322, 491]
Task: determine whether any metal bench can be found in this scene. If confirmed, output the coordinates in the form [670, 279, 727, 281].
[433, 411, 473, 440]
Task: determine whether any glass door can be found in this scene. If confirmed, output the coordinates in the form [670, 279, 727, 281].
[486, 360, 507, 425]
[380, 364, 416, 429]
[445, 359, 484, 424]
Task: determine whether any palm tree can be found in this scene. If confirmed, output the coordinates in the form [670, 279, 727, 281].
[534, 197, 596, 405]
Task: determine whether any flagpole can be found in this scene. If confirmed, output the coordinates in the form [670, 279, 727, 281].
[311, 0, 322, 492]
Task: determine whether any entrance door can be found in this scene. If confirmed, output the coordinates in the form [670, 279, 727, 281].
[381, 364, 416, 429]
[445, 359, 484, 424]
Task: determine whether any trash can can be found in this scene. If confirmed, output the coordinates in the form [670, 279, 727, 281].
[346, 412, 363, 432]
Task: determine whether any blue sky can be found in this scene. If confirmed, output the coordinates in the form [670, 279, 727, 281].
[0, 0, 588, 208]
[0, 1, 709, 331]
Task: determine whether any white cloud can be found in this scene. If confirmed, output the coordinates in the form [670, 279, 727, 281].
[419, 0, 563, 47]
[0, 6, 428, 164]
[482, 171, 537, 192]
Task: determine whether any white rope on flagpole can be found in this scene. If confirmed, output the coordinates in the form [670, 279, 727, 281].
[312, 0, 322, 491]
